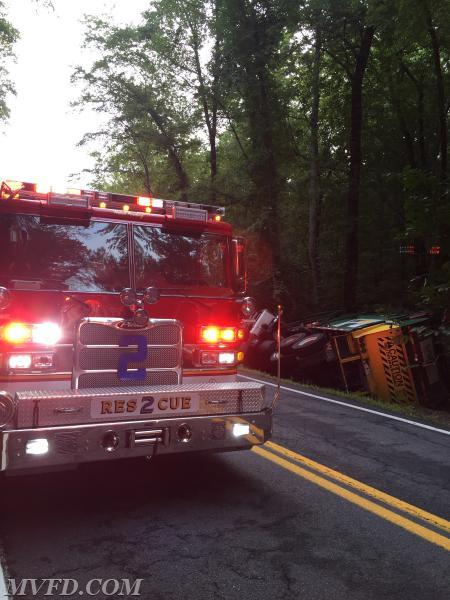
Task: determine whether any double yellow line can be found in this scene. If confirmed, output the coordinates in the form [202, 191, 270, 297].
[252, 441, 450, 552]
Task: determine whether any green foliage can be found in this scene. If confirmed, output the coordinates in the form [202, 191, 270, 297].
[73, 0, 450, 319]
[0, 1, 19, 122]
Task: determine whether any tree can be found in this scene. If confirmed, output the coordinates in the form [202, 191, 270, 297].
[73, 15, 200, 199]
[316, 1, 379, 311]
[73, 0, 450, 319]
[0, 0, 54, 123]
[0, 1, 18, 122]
[420, 0, 448, 185]
[306, 24, 322, 309]
[217, 0, 290, 297]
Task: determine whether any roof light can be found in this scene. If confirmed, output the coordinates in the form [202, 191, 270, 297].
[35, 183, 51, 194]
[138, 196, 151, 207]
[173, 206, 207, 221]
[151, 198, 164, 208]
[2, 322, 32, 344]
[48, 195, 89, 208]
[214, 215, 222, 222]
[66, 188, 81, 196]
[4, 180, 23, 191]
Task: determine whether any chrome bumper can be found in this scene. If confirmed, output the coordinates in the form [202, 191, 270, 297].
[1, 411, 272, 471]
[1, 381, 270, 472]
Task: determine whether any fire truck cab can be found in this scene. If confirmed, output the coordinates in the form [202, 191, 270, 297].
[0, 180, 271, 473]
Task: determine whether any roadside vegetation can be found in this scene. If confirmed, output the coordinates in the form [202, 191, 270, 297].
[240, 367, 450, 430]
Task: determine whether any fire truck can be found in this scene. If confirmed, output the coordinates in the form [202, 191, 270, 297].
[0, 179, 271, 473]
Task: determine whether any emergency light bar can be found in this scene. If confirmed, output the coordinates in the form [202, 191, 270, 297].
[0, 179, 225, 223]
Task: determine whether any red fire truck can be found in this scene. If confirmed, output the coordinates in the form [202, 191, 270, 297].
[0, 179, 271, 473]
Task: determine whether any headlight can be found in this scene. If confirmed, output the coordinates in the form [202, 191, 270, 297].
[32, 323, 61, 345]
[8, 354, 32, 369]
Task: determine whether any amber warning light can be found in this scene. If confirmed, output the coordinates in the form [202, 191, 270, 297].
[200, 326, 244, 344]
[1, 322, 61, 345]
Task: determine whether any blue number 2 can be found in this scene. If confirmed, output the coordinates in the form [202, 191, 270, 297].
[117, 335, 148, 381]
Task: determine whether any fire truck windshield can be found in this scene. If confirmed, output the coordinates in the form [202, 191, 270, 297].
[0, 215, 229, 293]
[0, 215, 129, 292]
[134, 225, 228, 290]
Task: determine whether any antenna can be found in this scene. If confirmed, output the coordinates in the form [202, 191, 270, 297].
[272, 304, 283, 410]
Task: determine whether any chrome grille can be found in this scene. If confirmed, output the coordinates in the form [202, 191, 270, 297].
[79, 322, 180, 345]
[73, 318, 182, 390]
[79, 347, 179, 370]
[77, 371, 178, 389]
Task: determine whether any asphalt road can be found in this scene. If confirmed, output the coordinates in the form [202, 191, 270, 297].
[1, 372, 449, 600]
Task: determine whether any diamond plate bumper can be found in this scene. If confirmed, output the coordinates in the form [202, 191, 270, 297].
[13, 381, 266, 428]
[1, 411, 272, 472]
[1, 381, 270, 471]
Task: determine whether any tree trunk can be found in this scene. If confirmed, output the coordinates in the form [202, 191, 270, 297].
[142, 160, 153, 196]
[191, 25, 218, 203]
[418, 80, 427, 170]
[145, 104, 190, 200]
[343, 26, 375, 312]
[425, 9, 447, 183]
[308, 26, 322, 308]
[399, 63, 425, 169]
[168, 146, 189, 201]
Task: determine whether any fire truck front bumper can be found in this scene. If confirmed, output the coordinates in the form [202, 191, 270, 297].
[0, 381, 272, 472]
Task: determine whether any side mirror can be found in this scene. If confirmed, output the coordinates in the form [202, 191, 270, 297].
[232, 237, 247, 294]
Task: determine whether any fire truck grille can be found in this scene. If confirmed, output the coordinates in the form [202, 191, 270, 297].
[79, 347, 180, 370]
[73, 318, 182, 390]
[79, 323, 180, 346]
[78, 371, 178, 389]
